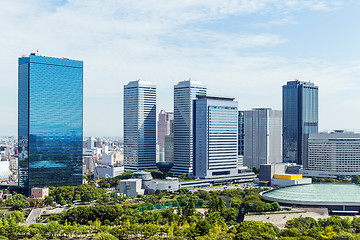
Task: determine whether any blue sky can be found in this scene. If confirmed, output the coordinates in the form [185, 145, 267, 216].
[0, 0, 359, 136]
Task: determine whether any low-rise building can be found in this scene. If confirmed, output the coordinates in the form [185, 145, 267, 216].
[31, 187, 49, 199]
[271, 174, 312, 187]
[119, 179, 144, 197]
[94, 165, 124, 179]
[118, 171, 180, 196]
[259, 163, 310, 187]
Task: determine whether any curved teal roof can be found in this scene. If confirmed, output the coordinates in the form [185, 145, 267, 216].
[262, 184, 360, 206]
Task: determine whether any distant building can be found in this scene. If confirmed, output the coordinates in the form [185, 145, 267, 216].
[302, 131, 360, 177]
[102, 154, 115, 166]
[164, 118, 174, 164]
[283, 80, 318, 167]
[94, 165, 124, 179]
[18, 54, 83, 195]
[259, 163, 309, 187]
[124, 80, 157, 171]
[157, 110, 174, 152]
[238, 111, 245, 168]
[238, 111, 245, 156]
[119, 179, 144, 197]
[83, 156, 95, 173]
[31, 187, 49, 199]
[172, 80, 206, 176]
[244, 108, 282, 168]
[193, 96, 239, 179]
[87, 137, 96, 149]
[119, 171, 179, 196]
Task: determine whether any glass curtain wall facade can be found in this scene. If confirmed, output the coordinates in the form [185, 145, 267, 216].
[172, 80, 206, 176]
[18, 54, 83, 195]
[124, 80, 157, 171]
[238, 111, 245, 156]
[193, 96, 238, 179]
[283, 80, 318, 167]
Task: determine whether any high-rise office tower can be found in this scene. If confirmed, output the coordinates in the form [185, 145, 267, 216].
[123, 80, 157, 171]
[164, 119, 174, 163]
[193, 96, 238, 179]
[244, 108, 282, 168]
[172, 80, 206, 176]
[283, 80, 318, 167]
[238, 111, 245, 167]
[157, 110, 174, 152]
[18, 54, 83, 195]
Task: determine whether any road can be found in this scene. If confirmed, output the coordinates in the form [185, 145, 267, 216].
[26, 208, 44, 225]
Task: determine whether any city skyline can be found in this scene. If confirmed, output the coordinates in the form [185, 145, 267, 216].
[1, 1, 360, 136]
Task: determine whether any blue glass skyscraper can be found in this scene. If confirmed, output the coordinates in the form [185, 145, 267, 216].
[123, 80, 157, 171]
[283, 80, 318, 167]
[18, 54, 83, 194]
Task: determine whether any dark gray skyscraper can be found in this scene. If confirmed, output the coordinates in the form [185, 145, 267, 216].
[282, 80, 318, 167]
[238, 111, 245, 156]
[124, 80, 157, 171]
[172, 80, 206, 176]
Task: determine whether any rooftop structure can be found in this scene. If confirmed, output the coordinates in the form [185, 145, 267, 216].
[262, 184, 360, 210]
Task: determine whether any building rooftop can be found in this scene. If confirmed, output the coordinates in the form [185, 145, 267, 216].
[262, 183, 360, 206]
[196, 95, 234, 101]
[175, 79, 204, 88]
[124, 79, 155, 88]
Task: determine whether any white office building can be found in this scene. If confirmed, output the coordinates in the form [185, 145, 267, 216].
[124, 80, 157, 171]
[303, 131, 360, 177]
[244, 108, 282, 168]
[193, 96, 238, 179]
[172, 80, 206, 176]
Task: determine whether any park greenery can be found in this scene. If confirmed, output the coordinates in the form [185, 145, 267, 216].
[2, 172, 360, 239]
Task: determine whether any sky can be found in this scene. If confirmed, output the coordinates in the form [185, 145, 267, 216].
[1, 0, 360, 137]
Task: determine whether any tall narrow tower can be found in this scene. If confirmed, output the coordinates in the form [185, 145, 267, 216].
[172, 80, 206, 176]
[124, 80, 157, 171]
[18, 54, 83, 195]
[282, 80, 318, 167]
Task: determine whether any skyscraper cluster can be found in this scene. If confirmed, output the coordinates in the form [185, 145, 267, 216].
[122, 78, 319, 177]
[17, 53, 320, 194]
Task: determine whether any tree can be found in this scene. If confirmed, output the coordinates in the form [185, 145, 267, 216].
[285, 217, 318, 232]
[352, 175, 360, 184]
[8, 211, 25, 224]
[81, 192, 94, 202]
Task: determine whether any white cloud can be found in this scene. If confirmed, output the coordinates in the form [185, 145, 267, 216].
[0, 0, 355, 136]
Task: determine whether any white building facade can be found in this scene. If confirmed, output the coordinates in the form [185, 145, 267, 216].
[124, 80, 157, 171]
[172, 80, 206, 176]
[244, 108, 282, 168]
[305, 131, 360, 176]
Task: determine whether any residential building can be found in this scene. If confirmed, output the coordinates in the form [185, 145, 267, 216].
[123, 80, 157, 171]
[283, 80, 318, 167]
[172, 80, 206, 176]
[18, 54, 83, 195]
[193, 96, 238, 179]
[244, 108, 282, 168]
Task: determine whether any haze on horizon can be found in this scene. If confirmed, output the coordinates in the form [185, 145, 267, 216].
[1, 0, 360, 137]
